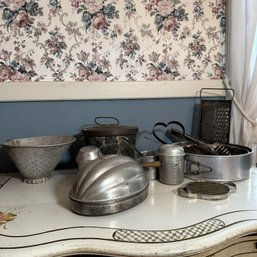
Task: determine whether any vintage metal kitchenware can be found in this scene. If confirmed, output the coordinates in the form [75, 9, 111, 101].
[75, 145, 100, 171]
[169, 126, 231, 155]
[158, 144, 185, 185]
[152, 121, 253, 181]
[118, 136, 143, 157]
[152, 121, 186, 145]
[177, 181, 236, 200]
[2, 135, 76, 184]
[118, 136, 160, 180]
[153, 121, 230, 155]
[69, 155, 149, 216]
[184, 144, 253, 181]
[82, 117, 138, 157]
[139, 151, 159, 180]
[199, 88, 234, 144]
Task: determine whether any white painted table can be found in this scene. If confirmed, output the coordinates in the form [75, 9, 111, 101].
[1, 168, 257, 257]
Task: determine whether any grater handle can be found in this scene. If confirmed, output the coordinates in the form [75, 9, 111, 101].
[200, 88, 234, 100]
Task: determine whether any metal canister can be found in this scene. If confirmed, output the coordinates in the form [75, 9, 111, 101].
[75, 145, 100, 171]
[159, 144, 185, 185]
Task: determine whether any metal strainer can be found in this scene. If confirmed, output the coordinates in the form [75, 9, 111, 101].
[2, 135, 76, 184]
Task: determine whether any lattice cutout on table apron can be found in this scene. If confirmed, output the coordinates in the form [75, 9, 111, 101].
[113, 218, 225, 243]
[199, 88, 234, 144]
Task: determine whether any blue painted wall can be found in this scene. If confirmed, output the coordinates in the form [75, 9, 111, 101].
[0, 98, 199, 172]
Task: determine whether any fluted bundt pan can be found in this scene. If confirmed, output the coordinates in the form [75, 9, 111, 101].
[69, 155, 149, 216]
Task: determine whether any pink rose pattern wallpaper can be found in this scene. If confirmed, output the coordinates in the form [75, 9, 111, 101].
[0, 0, 225, 82]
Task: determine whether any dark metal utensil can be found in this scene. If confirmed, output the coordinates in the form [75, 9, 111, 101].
[199, 88, 234, 144]
[177, 181, 236, 200]
[169, 127, 231, 155]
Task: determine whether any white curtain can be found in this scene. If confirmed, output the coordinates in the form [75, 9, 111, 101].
[226, 0, 257, 163]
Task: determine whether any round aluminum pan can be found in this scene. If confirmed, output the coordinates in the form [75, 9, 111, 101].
[69, 155, 149, 216]
[184, 144, 253, 181]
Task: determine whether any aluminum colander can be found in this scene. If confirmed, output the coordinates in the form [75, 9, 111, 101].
[2, 135, 76, 184]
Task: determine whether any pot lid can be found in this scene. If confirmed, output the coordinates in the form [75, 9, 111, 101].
[159, 144, 185, 157]
[83, 125, 138, 136]
[75, 145, 99, 163]
[83, 117, 138, 136]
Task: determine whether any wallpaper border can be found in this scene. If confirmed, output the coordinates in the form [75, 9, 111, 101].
[0, 80, 224, 102]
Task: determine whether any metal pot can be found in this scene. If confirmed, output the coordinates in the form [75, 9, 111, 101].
[82, 117, 138, 158]
[184, 144, 253, 181]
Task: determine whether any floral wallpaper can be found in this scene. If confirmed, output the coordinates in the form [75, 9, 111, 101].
[0, 0, 225, 82]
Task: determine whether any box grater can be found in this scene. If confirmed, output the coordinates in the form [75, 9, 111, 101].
[199, 88, 234, 144]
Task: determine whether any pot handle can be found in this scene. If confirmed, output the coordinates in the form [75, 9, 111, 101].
[152, 121, 185, 144]
[184, 157, 212, 175]
[94, 117, 119, 126]
[141, 161, 162, 168]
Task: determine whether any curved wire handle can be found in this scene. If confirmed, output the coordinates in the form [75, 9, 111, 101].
[118, 136, 144, 157]
[94, 117, 119, 126]
[98, 143, 121, 159]
[152, 121, 185, 144]
[200, 88, 234, 100]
